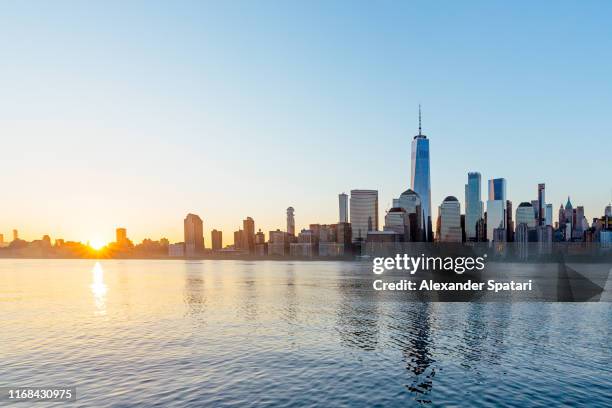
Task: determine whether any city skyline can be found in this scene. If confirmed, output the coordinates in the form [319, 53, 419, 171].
[1, 1, 611, 245]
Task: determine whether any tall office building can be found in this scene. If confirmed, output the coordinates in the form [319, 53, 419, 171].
[439, 196, 462, 243]
[184, 213, 204, 256]
[339, 193, 348, 223]
[465, 172, 483, 241]
[516, 202, 537, 243]
[397, 189, 424, 241]
[116, 227, 128, 245]
[574, 206, 586, 239]
[234, 229, 243, 249]
[486, 178, 507, 242]
[384, 207, 409, 236]
[516, 202, 537, 228]
[545, 204, 553, 226]
[211, 229, 222, 251]
[12, 229, 18, 241]
[350, 189, 378, 242]
[286, 207, 295, 236]
[0, 234, 3, 244]
[242, 217, 255, 253]
[537, 183, 546, 226]
[506, 200, 514, 242]
[410, 106, 432, 241]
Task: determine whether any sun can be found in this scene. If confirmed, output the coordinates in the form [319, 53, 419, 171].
[89, 239, 107, 250]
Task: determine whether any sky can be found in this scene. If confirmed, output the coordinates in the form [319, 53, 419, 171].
[0, 1, 610, 246]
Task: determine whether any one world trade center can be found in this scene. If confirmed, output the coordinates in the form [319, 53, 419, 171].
[410, 106, 433, 241]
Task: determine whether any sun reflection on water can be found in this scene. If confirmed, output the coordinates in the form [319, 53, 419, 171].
[90, 262, 108, 315]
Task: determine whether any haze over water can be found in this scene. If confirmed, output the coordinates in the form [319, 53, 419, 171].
[1, 259, 610, 407]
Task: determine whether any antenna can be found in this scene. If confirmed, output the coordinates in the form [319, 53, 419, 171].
[418, 104, 422, 136]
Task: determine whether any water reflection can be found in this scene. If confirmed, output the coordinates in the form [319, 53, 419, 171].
[183, 262, 206, 319]
[396, 303, 436, 403]
[336, 273, 381, 351]
[90, 262, 107, 315]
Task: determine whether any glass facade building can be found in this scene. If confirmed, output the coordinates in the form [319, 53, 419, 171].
[350, 190, 378, 242]
[411, 134, 432, 241]
[439, 196, 462, 243]
[486, 178, 507, 242]
[464, 172, 483, 241]
[338, 193, 348, 223]
[516, 202, 537, 228]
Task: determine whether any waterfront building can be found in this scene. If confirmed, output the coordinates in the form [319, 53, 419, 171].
[545, 204, 553, 226]
[116, 228, 127, 245]
[538, 183, 546, 226]
[410, 106, 432, 241]
[336, 222, 352, 247]
[476, 218, 486, 242]
[350, 189, 378, 242]
[384, 207, 410, 240]
[573, 206, 586, 240]
[290, 229, 318, 257]
[397, 189, 424, 241]
[168, 243, 185, 257]
[255, 229, 265, 244]
[486, 178, 507, 242]
[233, 229, 242, 250]
[439, 196, 462, 243]
[339, 193, 348, 223]
[465, 172, 483, 241]
[211, 229, 222, 251]
[506, 200, 514, 242]
[268, 229, 289, 256]
[319, 224, 343, 256]
[318, 224, 337, 243]
[516, 202, 536, 228]
[537, 225, 553, 250]
[184, 213, 204, 256]
[242, 217, 255, 253]
[12, 229, 18, 241]
[531, 200, 540, 222]
[286, 207, 295, 236]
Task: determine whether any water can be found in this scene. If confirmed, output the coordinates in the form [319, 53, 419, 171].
[0, 259, 610, 407]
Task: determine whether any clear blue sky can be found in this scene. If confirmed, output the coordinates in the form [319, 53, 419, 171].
[0, 1, 610, 245]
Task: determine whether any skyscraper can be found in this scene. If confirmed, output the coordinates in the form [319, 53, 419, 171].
[506, 200, 514, 242]
[545, 203, 553, 226]
[211, 229, 222, 251]
[516, 202, 536, 228]
[116, 227, 127, 245]
[242, 217, 255, 253]
[184, 213, 204, 256]
[486, 178, 507, 242]
[286, 207, 295, 236]
[410, 106, 432, 241]
[465, 172, 483, 241]
[516, 202, 537, 242]
[339, 193, 348, 223]
[234, 229, 243, 249]
[350, 189, 378, 242]
[12, 229, 18, 241]
[537, 183, 546, 226]
[439, 196, 462, 243]
[397, 189, 424, 241]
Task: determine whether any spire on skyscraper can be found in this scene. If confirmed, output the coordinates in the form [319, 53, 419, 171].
[418, 104, 422, 136]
